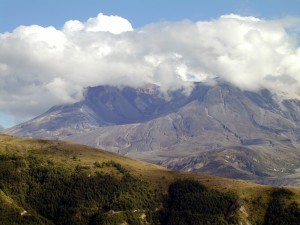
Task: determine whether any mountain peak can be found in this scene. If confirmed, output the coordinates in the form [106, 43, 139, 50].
[5, 83, 300, 186]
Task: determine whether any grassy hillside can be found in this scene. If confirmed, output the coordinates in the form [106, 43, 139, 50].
[0, 134, 300, 225]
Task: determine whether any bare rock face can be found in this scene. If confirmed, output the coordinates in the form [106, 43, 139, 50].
[6, 83, 300, 185]
[6, 84, 203, 139]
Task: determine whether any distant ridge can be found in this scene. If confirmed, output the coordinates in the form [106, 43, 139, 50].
[6, 83, 300, 186]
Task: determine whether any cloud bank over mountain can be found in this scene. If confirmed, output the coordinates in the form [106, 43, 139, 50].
[1, 13, 300, 123]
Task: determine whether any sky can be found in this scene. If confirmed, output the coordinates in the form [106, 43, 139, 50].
[2, 0, 300, 33]
[1, 0, 300, 128]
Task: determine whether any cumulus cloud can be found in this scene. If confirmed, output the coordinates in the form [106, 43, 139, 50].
[63, 13, 133, 33]
[1, 12, 300, 123]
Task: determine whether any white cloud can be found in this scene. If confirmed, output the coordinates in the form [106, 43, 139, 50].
[1, 13, 300, 124]
[63, 13, 133, 34]
[220, 14, 261, 22]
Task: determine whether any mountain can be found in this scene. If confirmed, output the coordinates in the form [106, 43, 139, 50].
[1, 134, 300, 225]
[7, 84, 201, 139]
[6, 83, 300, 185]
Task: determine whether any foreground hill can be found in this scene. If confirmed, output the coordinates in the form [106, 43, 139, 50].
[1, 134, 300, 225]
[6, 83, 300, 186]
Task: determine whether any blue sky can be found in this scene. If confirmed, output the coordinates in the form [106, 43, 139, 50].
[1, 0, 300, 128]
[0, 113, 14, 129]
[1, 0, 300, 32]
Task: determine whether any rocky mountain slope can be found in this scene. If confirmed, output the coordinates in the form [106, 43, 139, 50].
[1, 134, 300, 225]
[6, 83, 300, 185]
[7, 84, 201, 138]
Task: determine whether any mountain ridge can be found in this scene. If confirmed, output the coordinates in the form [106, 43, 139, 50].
[5, 83, 300, 186]
[1, 134, 300, 224]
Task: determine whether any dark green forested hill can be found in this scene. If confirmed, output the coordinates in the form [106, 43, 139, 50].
[0, 134, 300, 225]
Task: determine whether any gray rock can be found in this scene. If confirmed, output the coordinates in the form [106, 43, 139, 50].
[6, 83, 300, 185]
